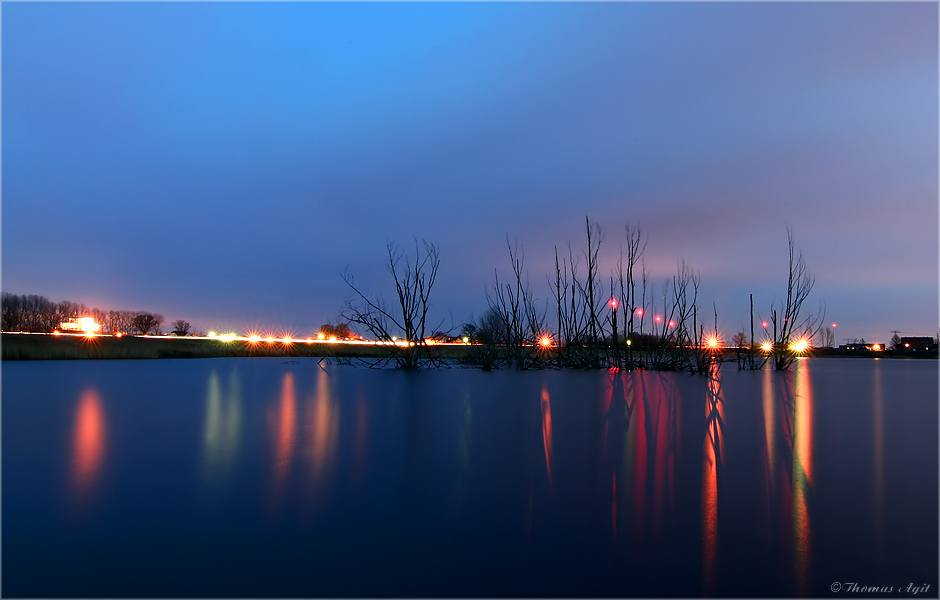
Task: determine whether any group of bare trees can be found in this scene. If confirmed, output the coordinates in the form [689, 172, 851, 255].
[340, 220, 824, 373]
[341, 239, 443, 369]
[1, 292, 189, 336]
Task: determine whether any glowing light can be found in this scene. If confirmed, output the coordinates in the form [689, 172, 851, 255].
[831, 323, 837, 328]
[317, 333, 326, 340]
[329, 336, 337, 342]
[283, 336, 294, 344]
[220, 333, 236, 342]
[760, 342, 773, 352]
[114, 332, 123, 338]
[761, 321, 768, 328]
[53, 330, 61, 336]
[208, 331, 217, 338]
[871, 344, 881, 351]
[668, 320, 675, 328]
[84, 331, 95, 338]
[462, 336, 469, 344]
[635, 308, 644, 316]
[706, 337, 720, 349]
[249, 335, 261, 343]
[626, 339, 632, 346]
[789, 339, 810, 353]
[539, 336, 552, 347]
[609, 298, 619, 309]
[654, 315, 662, 323]
[265, 337, 275, 343]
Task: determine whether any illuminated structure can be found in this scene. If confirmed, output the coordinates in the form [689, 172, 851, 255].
[60, 317, 100, 333]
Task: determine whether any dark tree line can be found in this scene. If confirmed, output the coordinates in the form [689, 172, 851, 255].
[1, 292, 183, 336]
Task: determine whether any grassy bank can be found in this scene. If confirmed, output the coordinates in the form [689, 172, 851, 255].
[1, 333, 475, 361]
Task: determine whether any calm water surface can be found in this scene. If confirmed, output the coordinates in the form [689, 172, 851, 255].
[3, 357, 937, 597]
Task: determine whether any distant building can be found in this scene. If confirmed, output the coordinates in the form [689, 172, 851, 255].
[60, 316, 100, 333]
[839, 342, 884, 353]
[899, 337, 936, 352]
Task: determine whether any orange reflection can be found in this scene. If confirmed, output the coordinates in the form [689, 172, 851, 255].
[72, 388, 106, 497]
[306, 367, 338, 500]
[702, 364, 723, 596]
[270, 372, 297, 501]
[540, 385, 554, 489]
[792, 359, 813, 596]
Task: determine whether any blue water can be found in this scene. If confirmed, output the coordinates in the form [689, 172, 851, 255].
[3, 357, 937, 597]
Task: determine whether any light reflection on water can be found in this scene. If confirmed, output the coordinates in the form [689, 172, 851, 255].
[70, 387, 106, 501]
[2, 358, 935, 598]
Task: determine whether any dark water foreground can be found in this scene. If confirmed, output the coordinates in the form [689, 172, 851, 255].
[3, 358, 936, 598]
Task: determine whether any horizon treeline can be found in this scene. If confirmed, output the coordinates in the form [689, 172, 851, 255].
[1, 292, 189, 336]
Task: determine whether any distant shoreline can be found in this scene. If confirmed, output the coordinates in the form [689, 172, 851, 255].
[2, 333, 935, 362]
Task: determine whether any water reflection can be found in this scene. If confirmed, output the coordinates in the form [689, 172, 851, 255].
[304, 367, 339, 502]
[702, 363, 724, 595]
[792, 360, 813, 596]
[762, 360, 815, 596]
[270, 372, 298, 502]
[603, 370, 681, 553]
[872, 360, 885, 568]
[71, 387, 106, 500]
[540, 384, 554, 489]
[202, 370, 242, 490]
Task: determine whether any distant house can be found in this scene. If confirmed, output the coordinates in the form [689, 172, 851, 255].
[899, 337, 936, 352]
[60, 317, 100, 333]
[839, 342, 884, 353]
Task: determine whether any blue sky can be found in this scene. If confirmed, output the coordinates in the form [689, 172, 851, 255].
[3, 2, 937, 342]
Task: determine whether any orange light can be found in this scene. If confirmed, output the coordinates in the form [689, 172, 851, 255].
[114, 332, 123, 338]
[789, 339, 810, 353]
[539, 336, 552, 347]
[760, 342, 772, 352]
[317, 333, 326, 340]
[871, 344, 881, 351]
[249, 335, 261, 343]
[706, 337, 720, 349]
[84, 331, 95, 338]
[53, 330, 61, 336]
[329, 336, 337, 342]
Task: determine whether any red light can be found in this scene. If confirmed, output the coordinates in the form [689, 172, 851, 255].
[609, 298, 619, 309]
[654, 315, 662, 323]
[635, 308, 644, 316]
[761, 321, 768, 328]
[668, 320, 675, 328]
[831, 323, 837, 328]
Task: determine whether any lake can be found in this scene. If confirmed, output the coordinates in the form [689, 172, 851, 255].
[3, 357, 937, 598]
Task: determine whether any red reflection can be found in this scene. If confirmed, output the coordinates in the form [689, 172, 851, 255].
[541, 385, 554, 488]
[72, 388, 106, 497]
[270, 372, 297, 501]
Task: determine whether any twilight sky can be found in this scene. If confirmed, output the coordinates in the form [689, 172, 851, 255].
[3, 1, 937, 343]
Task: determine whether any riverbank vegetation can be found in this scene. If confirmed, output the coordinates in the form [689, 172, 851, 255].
[344, 218, 826, 372]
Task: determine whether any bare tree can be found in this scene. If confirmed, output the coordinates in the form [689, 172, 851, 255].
[342, 239, 441, 369]
[770, 227, 825, 370]
[131, 312, 163, 336]
[172, 320, 192, 336]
